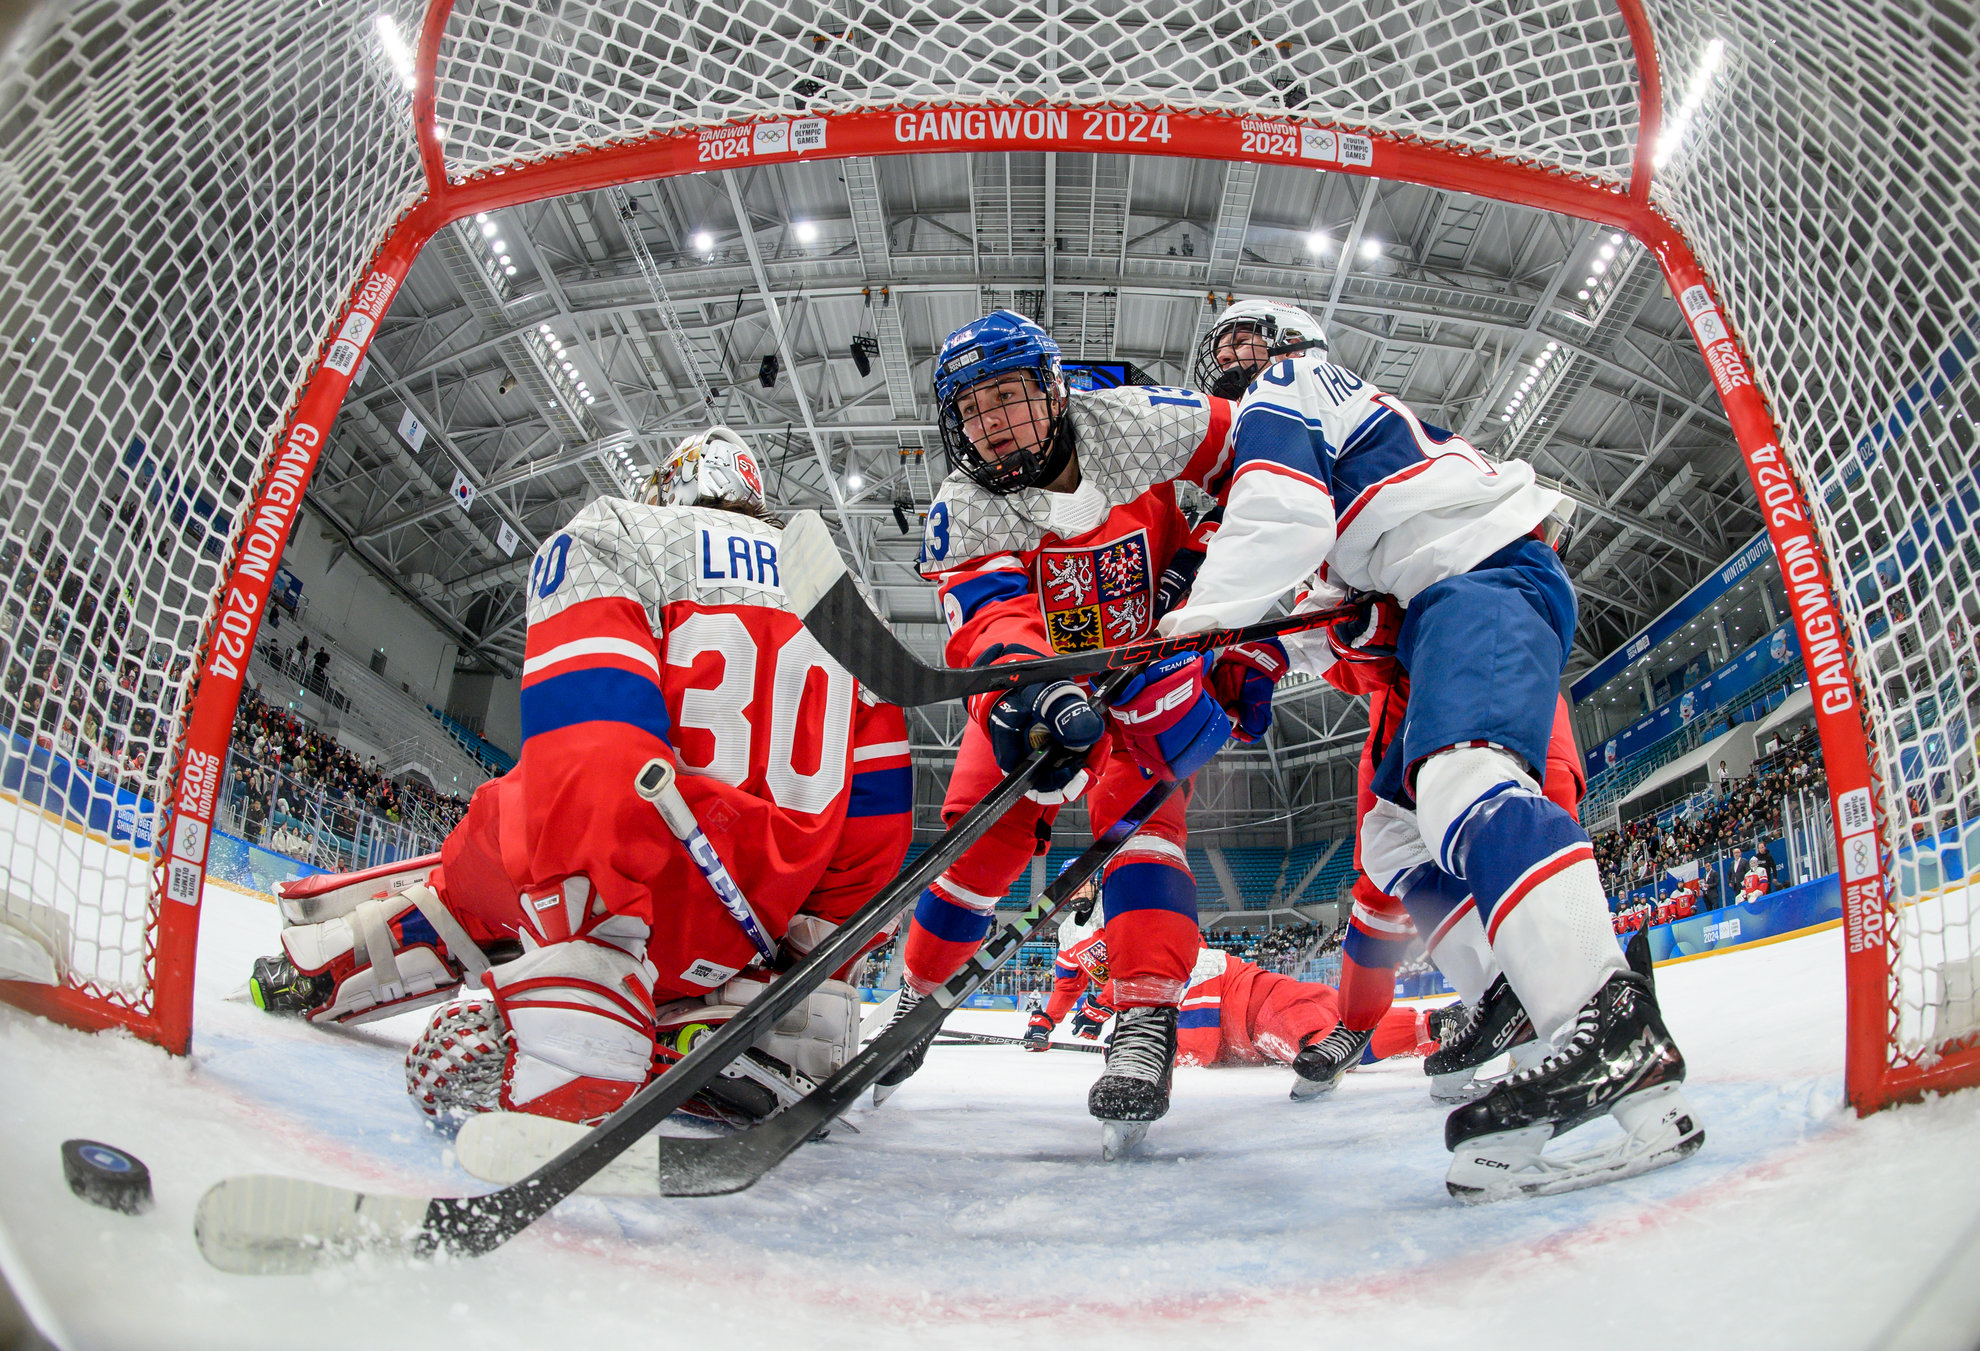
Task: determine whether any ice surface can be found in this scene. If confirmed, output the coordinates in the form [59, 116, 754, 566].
[3, 851, 1979, 1350]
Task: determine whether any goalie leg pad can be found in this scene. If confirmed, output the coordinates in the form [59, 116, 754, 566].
[273, 853, 441, 926]
[278, 884, 489, 1025]
[703, 973, 861, 1083]
[485, 908, 658, 1124]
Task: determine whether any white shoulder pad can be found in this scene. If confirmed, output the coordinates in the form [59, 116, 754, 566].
[918, 471, 1050, 578]
[1072, 386, 1220, 500]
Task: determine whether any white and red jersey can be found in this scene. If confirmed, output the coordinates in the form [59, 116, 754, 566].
[1043, 907, 1110, 1022]
[919, 385, 1236, 664]
[511, 499, 912, 999]
[1168, 356, 1571, 632]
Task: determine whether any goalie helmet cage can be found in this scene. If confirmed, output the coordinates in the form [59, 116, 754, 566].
[0, 0, 1971, 1111]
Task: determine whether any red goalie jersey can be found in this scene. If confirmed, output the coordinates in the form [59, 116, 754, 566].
[442, 499, 913, 1002]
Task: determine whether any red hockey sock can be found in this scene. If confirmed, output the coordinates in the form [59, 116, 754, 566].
[1371, 1005, 1432, 1060]
[1338, 953, 1398, 1032]
[899, 887, 995, 995]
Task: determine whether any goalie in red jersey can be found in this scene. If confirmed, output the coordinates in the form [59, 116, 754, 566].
[246, 426, 911, 1126]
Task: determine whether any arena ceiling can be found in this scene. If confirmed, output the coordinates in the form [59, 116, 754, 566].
[309, 152, 1763, 838]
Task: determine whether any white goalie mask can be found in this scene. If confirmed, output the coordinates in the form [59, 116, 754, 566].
[643, 426, 767, 512]
[1194, 298, 1329, 399]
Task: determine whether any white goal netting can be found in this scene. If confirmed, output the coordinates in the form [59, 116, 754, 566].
[1, 0, 1975, 1103]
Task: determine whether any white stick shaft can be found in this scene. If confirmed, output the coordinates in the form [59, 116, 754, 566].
[635, 757, 779, 964]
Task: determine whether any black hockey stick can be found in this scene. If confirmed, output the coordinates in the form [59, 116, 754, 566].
[629, 777, 1184, 1196]
[933, 1029, 1106, 1054]
[192, 674, 1138, 1274]
[780, 510, 1354, 707]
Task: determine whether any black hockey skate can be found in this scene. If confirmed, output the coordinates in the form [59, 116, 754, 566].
[1443, 970, 1704, 1202]
[1423, 973, 1540, 1103]
[1289, 1024, 1373, 1101]
[247, 954, 333, 1016]
[871, 989, 940, 1106]
[1088, 1004, 1177, 1159]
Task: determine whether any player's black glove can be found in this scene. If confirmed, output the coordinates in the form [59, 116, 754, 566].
[1022, 1012, 1054, 1051]
[1069, 999, 1113, 1040]
[970, 645, 1104, 803]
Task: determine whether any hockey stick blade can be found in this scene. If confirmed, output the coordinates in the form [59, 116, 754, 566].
[779, 510, 1353, 707]
[193, 678, 1128, 1272]
[934, 1030, 1105, 1053]
[640, 777, 1186, 1196]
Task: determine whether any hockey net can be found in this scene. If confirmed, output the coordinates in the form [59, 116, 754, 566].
[0, 0, 1972, 1108]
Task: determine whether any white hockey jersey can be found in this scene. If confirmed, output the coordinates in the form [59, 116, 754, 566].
[1165, 357, 1568, 630]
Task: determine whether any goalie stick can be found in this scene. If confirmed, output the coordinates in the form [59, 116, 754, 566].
[192, 666, 1141, 1274]
[486, 776, 1186, 1198]
[780, 510, 1357, 707]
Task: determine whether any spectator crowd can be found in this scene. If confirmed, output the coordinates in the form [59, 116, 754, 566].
[225, 686, 470, 861]
[1591, 727, 1822, 901]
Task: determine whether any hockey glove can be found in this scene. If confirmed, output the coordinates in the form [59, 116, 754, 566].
[972, 645, 1106, 803]
[1106, 650, 1231, 781]
[1208, 638, 1289, 743]
[1328, 593, 1403, 675]
[1153, 508, 1222, 618]
[1069, 998, 1113, 1040]
[1023, 1012, 1055, 1051]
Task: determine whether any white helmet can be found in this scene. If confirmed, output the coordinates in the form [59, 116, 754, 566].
[643, 426, 767, 512]
[1193, 297, 1328, 399]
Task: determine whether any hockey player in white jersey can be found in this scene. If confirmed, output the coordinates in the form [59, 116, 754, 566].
[247, 427, 913, 1127]
[1166, 298, 1702, 1199]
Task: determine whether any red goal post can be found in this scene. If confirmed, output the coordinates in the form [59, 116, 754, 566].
[1, 0, 1970, 1113]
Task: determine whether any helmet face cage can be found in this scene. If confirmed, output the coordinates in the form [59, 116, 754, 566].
[646, 426, 767, 512]
[1191, 300, 1328, 400]
[934, 311, 1073, 496]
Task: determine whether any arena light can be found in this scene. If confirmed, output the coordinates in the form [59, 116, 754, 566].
[1654, 38, 1727, 169]
[794, 221, 819, 244]
[373, 13, 416, 90]
[1359, 238, 1382, 259]
[1305, 232, 1330, 254]
[691, 230, 714, 253]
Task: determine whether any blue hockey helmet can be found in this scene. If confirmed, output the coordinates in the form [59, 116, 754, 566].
[934, 309, 1072, 495]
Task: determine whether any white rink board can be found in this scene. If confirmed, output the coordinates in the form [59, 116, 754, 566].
[2, 850, 1980, 1349]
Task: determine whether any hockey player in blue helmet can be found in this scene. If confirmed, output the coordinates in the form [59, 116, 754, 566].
[876, 308, 1290, 1159]
[934, 309, 1078, 495]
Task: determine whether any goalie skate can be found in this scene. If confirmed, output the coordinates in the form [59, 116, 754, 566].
[1443, 971, 1704, 1202]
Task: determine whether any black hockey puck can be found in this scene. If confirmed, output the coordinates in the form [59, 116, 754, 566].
[61, 1139, 152, 1215]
